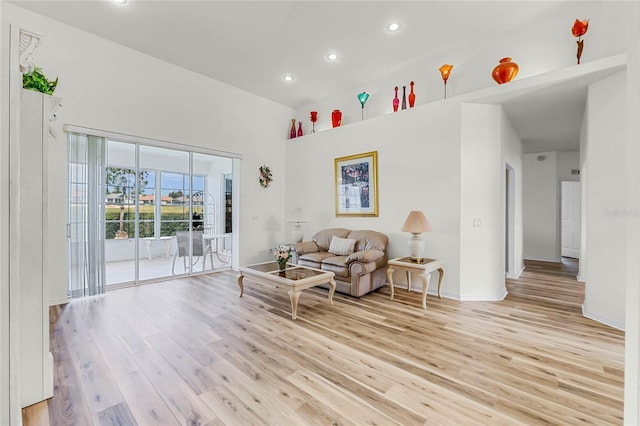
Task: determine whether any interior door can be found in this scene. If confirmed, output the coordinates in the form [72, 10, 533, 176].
[561, 181, 581, 259]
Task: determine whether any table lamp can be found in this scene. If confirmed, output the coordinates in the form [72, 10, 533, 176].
[400, 210, 432, 260]
[288, 207, 309, 242]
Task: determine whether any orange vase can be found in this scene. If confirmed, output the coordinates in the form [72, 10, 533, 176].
[492, 57, 519, 84]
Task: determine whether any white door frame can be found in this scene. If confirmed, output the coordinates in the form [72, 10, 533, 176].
[505, 163, 517, 278]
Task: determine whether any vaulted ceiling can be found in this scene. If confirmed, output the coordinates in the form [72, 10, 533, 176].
[9, 1, 611, 152]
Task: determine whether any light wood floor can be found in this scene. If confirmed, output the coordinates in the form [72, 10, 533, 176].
[24, 259, 624, 425]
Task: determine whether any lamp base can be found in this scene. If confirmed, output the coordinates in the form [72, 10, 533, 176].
[292, 224, 303, 243]
[408, 233, 424, 259]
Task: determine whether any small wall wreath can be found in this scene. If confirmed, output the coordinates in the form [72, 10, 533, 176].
[259, 165, 273, 188]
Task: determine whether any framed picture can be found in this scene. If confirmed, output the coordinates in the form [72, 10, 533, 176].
[334, 151, 378, 217]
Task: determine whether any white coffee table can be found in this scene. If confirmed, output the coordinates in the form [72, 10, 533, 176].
[386, 257, 445, 309]
[237, 262, 336, 320]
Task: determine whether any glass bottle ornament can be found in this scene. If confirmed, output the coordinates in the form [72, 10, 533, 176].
[408, 81, 416, 108]
[393, 86, 399, 112]
[289, 118, 297, 139]
[401, 85, 407, 110]
[297, 121, 303, 137]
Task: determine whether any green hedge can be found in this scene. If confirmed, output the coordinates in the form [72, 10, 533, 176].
[105, 211, 189, 239]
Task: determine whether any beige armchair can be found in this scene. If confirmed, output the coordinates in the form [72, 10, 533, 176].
[290, 228, 389, 297]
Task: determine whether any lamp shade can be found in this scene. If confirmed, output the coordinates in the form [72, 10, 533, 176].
[287, 207, 308, 223]
[401, 210, 431, 233]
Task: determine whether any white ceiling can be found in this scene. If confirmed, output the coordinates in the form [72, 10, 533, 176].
[9, 0, 591, 152]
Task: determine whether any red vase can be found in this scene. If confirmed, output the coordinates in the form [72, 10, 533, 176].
[331, 109, 342, 128]
[289, 118, 296, 139]
[297, 121, 303, 137]
[408, 81, 416, 108]
[492, 57, 519, 84]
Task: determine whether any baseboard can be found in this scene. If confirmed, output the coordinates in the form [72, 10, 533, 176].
[460, 288, 508, 302]
[576, 273, 586, 283]
[523, 256, 562, 263]
[506, 265, 525, 279]
[582, 304, 625, 331]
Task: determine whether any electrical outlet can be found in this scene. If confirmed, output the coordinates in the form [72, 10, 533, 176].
[473, 218, 481, 228]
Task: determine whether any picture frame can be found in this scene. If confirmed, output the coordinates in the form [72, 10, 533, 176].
[334, 151, 378, 217]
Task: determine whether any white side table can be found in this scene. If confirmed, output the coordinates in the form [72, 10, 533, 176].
[386, 257, 445, 309]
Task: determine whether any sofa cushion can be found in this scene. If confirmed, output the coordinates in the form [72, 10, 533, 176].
[347, 230, 388, 252]
[320, 256, 350, 278]
[346, 249, 385, 264]
[328, 236, 356, 256]
[312, 228, 351, 251]
[298, 252, 336, 268]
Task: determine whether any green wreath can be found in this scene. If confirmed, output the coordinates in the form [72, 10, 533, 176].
[259, 165, 273, 188]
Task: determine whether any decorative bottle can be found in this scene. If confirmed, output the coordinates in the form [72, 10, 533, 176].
[401, 85, 407, 110]
[297, 121, 303, 137]
[408, 81, 416, 108]
[331, 109, 342, 128]
[289, 118, 297, 139]
[393, 86, 399, 112]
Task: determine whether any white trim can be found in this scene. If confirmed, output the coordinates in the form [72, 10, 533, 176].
[582, 304, 625, 331]
[48, 297, 69, 307]
[459, 290, 508, 302]
[576, 273, 586, 283]
[523, 256, 562, 263]
[63, 124, 243, 160]
[506, 265, 525, 279]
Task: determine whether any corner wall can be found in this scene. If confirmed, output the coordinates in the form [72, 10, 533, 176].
[583, 70, 626, 330]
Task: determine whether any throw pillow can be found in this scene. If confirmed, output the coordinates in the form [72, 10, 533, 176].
[328, 236, 356, 256]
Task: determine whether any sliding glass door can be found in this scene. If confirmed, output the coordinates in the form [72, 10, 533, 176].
[68, 132, 234, 296]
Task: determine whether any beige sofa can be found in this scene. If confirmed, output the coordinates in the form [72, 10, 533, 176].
[290, 228, 389, 297]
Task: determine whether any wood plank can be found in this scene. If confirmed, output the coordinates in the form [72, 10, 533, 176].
[34, 261, 624, 425]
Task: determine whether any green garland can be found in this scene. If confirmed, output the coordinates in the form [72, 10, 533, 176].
[23, 66, 58, 95]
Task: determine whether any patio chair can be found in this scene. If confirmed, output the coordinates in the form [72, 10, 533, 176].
[171, 231, 213, 275]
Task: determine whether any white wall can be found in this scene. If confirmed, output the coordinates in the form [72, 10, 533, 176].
[523, 151, 559, 261]
[583, 71, 626, 330]
[0, 6, 8, 425]
[286, 101, 463, 298]
[459, 104, 506, 300]
[1, 4, 294, 304]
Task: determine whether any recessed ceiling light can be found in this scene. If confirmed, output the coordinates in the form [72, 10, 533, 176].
[326, 52, 339, 62]
[386, 22, 400, 32]
[282, 74, 295, 83]
[111, 0, 127, 4]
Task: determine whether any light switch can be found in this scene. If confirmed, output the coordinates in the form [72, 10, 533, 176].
[473, 218, 481, 228]
[251, 214, 259, 221]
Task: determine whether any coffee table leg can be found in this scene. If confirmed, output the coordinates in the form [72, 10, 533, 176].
[237, 273, 244, 297]
[386, 267, 395, 300]
[328, 279, 336, 305]
[288, 290, 301, 320]
[419, 272, 431, 310]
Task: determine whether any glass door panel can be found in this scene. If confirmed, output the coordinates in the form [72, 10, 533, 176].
[139, 146, 190, 280]
[105, 141, 136, 286]
[193, 153, 233, 267]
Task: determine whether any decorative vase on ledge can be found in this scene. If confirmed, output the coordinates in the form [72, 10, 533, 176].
[332, 109, 342, 128]
[492, 57, 519, 84]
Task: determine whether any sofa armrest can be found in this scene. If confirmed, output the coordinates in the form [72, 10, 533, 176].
[290, 241, 320, 255]
[346, 249, 384, 264]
